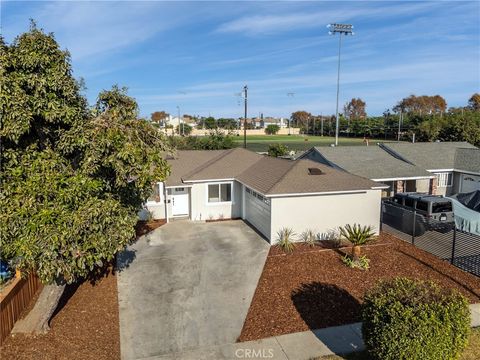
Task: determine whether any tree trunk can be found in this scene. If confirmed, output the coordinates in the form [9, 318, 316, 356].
[12, 281, 66, 334]
[352, 245, 361, 260]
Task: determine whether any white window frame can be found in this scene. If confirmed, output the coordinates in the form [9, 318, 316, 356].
[245, 186, 270, 205]
[206, 181, 234, 205]
[435, 172, 453, 187]
[146, 182, 164, 204]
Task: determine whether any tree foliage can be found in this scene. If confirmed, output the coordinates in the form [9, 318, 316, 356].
[393, 95, 447, 115]
[265, 124, 280, 135]
[151, 111, 169, 124]
[291, 111, 311, 127]
[267, 143, 289, 157]
[175, 123, 193, 136]
[468, 93, 480, 111]
[0, 24, 171, 285]
[344, 98, 366, 120]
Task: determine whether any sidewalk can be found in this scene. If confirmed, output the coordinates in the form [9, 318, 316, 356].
[145, 304, 480, 360]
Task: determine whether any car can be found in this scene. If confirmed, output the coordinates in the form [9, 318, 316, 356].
[383, 193, 455, 235]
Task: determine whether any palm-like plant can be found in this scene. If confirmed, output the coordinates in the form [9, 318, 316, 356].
[276, 228, 296, 253]
[339, 224, 375, 260]
[301, 229, 316, 247]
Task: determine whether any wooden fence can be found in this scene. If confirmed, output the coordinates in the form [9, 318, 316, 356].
[0, 271, 43, 345]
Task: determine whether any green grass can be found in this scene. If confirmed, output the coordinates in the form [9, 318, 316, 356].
[317, 328, 480, 360]
[232, 135, 381, 152]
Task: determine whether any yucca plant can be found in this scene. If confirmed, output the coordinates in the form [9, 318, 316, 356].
[276, 228, 296, 253]
[301, 229, 316, 247]
[339, 224, 375, 260]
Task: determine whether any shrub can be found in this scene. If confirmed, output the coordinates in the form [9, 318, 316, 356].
[276, 228, 296, 253]
[341, 254, 370, 270]
[267, 143, 289, 157]
[362, 278, 471, 360]
[265, 124, 280, 135]
[301, 229, 316, 247]
[175, 123, 193, 135]
[339, 224, 375, 259]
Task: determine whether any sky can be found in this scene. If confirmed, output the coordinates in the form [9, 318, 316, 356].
[2, 1, 479, 119]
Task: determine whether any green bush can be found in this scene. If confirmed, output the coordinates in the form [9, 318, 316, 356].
[265, 124, 280, 135]
[267, 143, 289, 157]
[276, 228, 296, 253]
[362, 278, 471, 360]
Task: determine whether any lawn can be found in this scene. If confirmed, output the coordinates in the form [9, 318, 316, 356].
[238, 232, 480, 342]
[319, 328, 480, 360]
[232, 135, 381, 152]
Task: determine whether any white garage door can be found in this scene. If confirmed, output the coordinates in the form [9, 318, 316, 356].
[461, 174, 480, 193]
[244, 187, 271, 239]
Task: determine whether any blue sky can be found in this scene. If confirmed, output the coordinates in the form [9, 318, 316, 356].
[2, 1, 479, 118]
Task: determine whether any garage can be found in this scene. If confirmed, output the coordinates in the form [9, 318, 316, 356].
[461, 174, 480, 193]
[244, 187, 271, 239]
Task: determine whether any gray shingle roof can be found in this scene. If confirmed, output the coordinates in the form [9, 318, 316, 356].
[381, 141, 477, 170]
[166, 148, 382, 195]
[310, 146, 432, 180]
[455, 148, 480, 173]
[237, 157, 381, 195]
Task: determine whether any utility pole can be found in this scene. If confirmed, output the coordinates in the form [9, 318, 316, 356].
[328, 23, 354, 146]
[397, 111, 403, 142]
[320, 114, 324, 136]
[176, 105, 182, 136]
[287, 92, 295, 135]
[243, 85, 248, 149]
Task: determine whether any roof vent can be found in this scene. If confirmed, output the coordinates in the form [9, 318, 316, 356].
[308, 167, 324, 175]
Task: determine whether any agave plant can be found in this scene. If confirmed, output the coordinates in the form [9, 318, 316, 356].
[339, 224, 375, 259]
[301, 229, 316, 247]
[276, 228, 296, 253]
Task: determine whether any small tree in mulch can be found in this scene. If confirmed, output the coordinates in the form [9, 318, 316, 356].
[339, 224, 375, 269]
[362, 278, 471, 360]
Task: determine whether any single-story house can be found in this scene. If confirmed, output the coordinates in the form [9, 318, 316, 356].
[380, 142, 480, 196]
[145, 148, 386, 244]
[299, 145, 434, 197]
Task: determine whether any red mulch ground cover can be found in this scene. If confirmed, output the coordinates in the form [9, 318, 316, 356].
[0, 273, 120, 360]
[239, 232, 480, 342]
[135, 219, 166, 238]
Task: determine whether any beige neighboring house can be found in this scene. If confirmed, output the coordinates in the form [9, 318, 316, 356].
[144, 148, 386, 244]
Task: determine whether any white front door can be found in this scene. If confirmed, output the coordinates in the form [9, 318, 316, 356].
[171, 187, 189, 216]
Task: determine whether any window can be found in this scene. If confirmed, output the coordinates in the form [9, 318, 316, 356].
[208, 183, 232, 203]
[147, 182, 163, 203]
[432, 202, 452, 213]
[246, 187, 270, 205]
[435, 172, 452, 187]
[415, 201, 428, 212]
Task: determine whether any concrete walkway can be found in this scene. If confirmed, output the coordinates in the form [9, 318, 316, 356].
[117, 220, 270, 360]
[148, 304, 480, 360]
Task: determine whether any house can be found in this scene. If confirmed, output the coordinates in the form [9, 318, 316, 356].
[300, 145, 435, 197]
[145, 148, 386, 243]
[380, 142, 480, 196]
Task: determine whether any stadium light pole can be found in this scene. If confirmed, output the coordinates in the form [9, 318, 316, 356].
[328, 23, 354, 146]
[243, 85, 248, 149]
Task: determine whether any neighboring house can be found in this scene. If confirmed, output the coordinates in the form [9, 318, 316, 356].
[259, 117, 288, 128]
[381, 142, 480, 196]
[145, 148, 386, 243]
[300, 146, 434, 197]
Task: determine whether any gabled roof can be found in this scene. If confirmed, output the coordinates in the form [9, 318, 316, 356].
[182, 148, 263, 181]
[165, 148, 383, 195]
[237, 157, 381, 195]
[165, 150, 226, 186]
[455, 148, 480, 174]
[381, 141, 477, 171]
[308, 146, 433, 181]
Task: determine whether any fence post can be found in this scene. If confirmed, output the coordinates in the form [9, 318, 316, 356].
[411, 210, 416, 245]
[451, 225, 456, 265]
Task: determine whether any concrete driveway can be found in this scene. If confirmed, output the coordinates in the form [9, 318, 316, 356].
[117, 220, 270, 360]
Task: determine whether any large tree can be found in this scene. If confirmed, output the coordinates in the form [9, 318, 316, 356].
[393, 95, 447, 115]
[344, 98, 366, 120]
[468, 93, 480, 111]
[291, 111, 311, 127]
[151, 110, 169, 124]
[0, 23, 171, 333]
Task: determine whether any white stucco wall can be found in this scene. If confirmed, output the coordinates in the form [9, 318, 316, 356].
[190, 181, 243, 221]
[269, 190, 382, 244]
